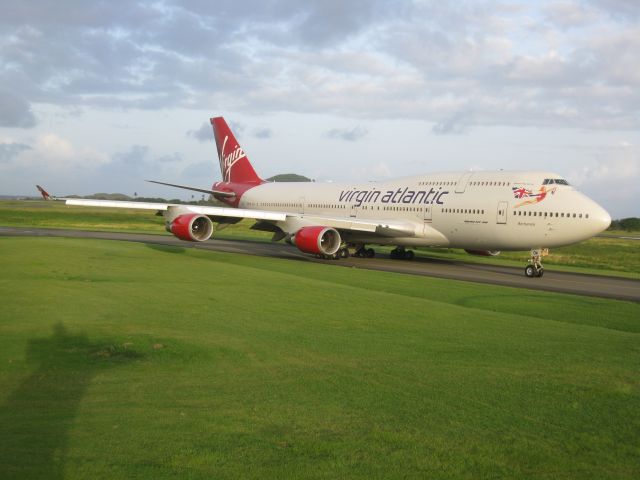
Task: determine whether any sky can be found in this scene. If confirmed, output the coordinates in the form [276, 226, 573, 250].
[0, 0, 638, 218]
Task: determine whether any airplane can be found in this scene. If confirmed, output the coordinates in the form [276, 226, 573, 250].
[63, 116, 611, 277]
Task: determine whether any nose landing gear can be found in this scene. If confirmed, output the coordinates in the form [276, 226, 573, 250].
[525, 248, 548, 277]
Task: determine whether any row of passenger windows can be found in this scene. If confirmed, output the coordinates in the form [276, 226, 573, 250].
[381, 206, 422, 212]
[254, 202, 302, 208]
[470, 181, 510, 187]
[309, 204, 345, 210]
[418, 180, 456, 186]
[443, 208, 486, 215]
[417, 180, 519, 187]
[514, 210, 589, 218]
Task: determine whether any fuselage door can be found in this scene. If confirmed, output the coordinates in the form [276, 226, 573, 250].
[349, 202, 357, 218]
[497, 201, 508, 224]
[299, 196, 305, 215]
[455, 172, 473, 193]
[424, 205, 432, 223]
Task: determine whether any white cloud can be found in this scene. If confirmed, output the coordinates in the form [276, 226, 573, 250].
[186, 122, 212, 142]
[0, 141, 31, 163]
[570, 142, 639, 217]
[326, 126, 368, 141]
[0, 1, 637, 130]
[1, 133, 109, 170]
[372, 161, 391, 178]
[0, 91, 36, 128]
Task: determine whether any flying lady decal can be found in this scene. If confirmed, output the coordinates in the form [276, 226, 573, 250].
[512, 185, 556, 208]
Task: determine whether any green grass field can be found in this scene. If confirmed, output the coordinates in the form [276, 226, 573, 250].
[0, 237, 639, 479]
[1, 200, 639, 277]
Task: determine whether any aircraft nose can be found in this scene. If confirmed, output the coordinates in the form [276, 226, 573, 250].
[591, 204, 611, 234]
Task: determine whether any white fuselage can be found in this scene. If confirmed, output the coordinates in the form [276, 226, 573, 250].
[239, 170, 611, 251]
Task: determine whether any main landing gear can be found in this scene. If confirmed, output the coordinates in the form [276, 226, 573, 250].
[525, 248, 548, 278]
[315, 247, 350, 260]
[316, 245, 374, 260]
[353, 245, 375, 258]
[390, 246, 415, 260]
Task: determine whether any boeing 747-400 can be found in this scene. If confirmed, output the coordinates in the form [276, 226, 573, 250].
[64, 116, 611, 277]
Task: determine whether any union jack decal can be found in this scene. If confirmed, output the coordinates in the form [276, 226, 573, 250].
[512, 187, 532, 199]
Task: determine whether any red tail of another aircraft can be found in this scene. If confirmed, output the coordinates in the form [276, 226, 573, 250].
[36, 185, 52, 200]
[210, 117, 263, 185]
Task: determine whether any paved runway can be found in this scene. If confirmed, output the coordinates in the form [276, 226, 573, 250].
[2, 226, 639, 302]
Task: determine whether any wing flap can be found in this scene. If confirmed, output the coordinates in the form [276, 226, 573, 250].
[64, 199, 286, 221]
[296, 214, 418, 237]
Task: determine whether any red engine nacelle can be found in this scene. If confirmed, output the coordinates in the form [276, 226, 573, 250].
[294, 226, 341, 255]
[168, 214, 214, 242]
[465, 249, 501, 256]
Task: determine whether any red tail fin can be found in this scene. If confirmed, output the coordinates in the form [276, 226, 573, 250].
[210, 117, 263, 184]
[36, 185, 51, 200]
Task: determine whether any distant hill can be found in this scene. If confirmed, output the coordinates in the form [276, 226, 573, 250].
[266, 173, 312, 182]
[77, 193, 131, 201]
[609, 217, 640, 231]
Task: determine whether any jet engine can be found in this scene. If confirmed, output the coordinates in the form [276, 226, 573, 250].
[293, 226, 341, 255]
[465, 249, 501, 256]
[168, 214, 214, 242]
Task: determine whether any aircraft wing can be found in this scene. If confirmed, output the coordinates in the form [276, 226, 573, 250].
[64, 199, 419, 237]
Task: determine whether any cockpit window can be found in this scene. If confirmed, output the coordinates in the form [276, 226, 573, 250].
[543, 178, 570, 186]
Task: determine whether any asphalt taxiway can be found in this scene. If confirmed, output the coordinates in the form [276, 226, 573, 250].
[1, 226, 638, 302]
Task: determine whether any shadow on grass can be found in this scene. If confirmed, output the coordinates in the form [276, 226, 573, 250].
[145, 243, 187, 254]
[0, 323, 142, 479]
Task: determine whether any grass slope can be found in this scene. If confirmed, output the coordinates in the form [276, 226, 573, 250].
[0, 237, 638, 479]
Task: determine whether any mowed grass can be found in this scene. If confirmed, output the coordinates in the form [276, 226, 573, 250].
[0, 200, 166, 234]
[0, 237, 638, 479]
[1, 200, 639, 277]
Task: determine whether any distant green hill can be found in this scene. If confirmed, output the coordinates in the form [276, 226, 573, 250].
[266, 173, 311, 182]
[610, 218, 640, 231]
[84, 193, 132, 201]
